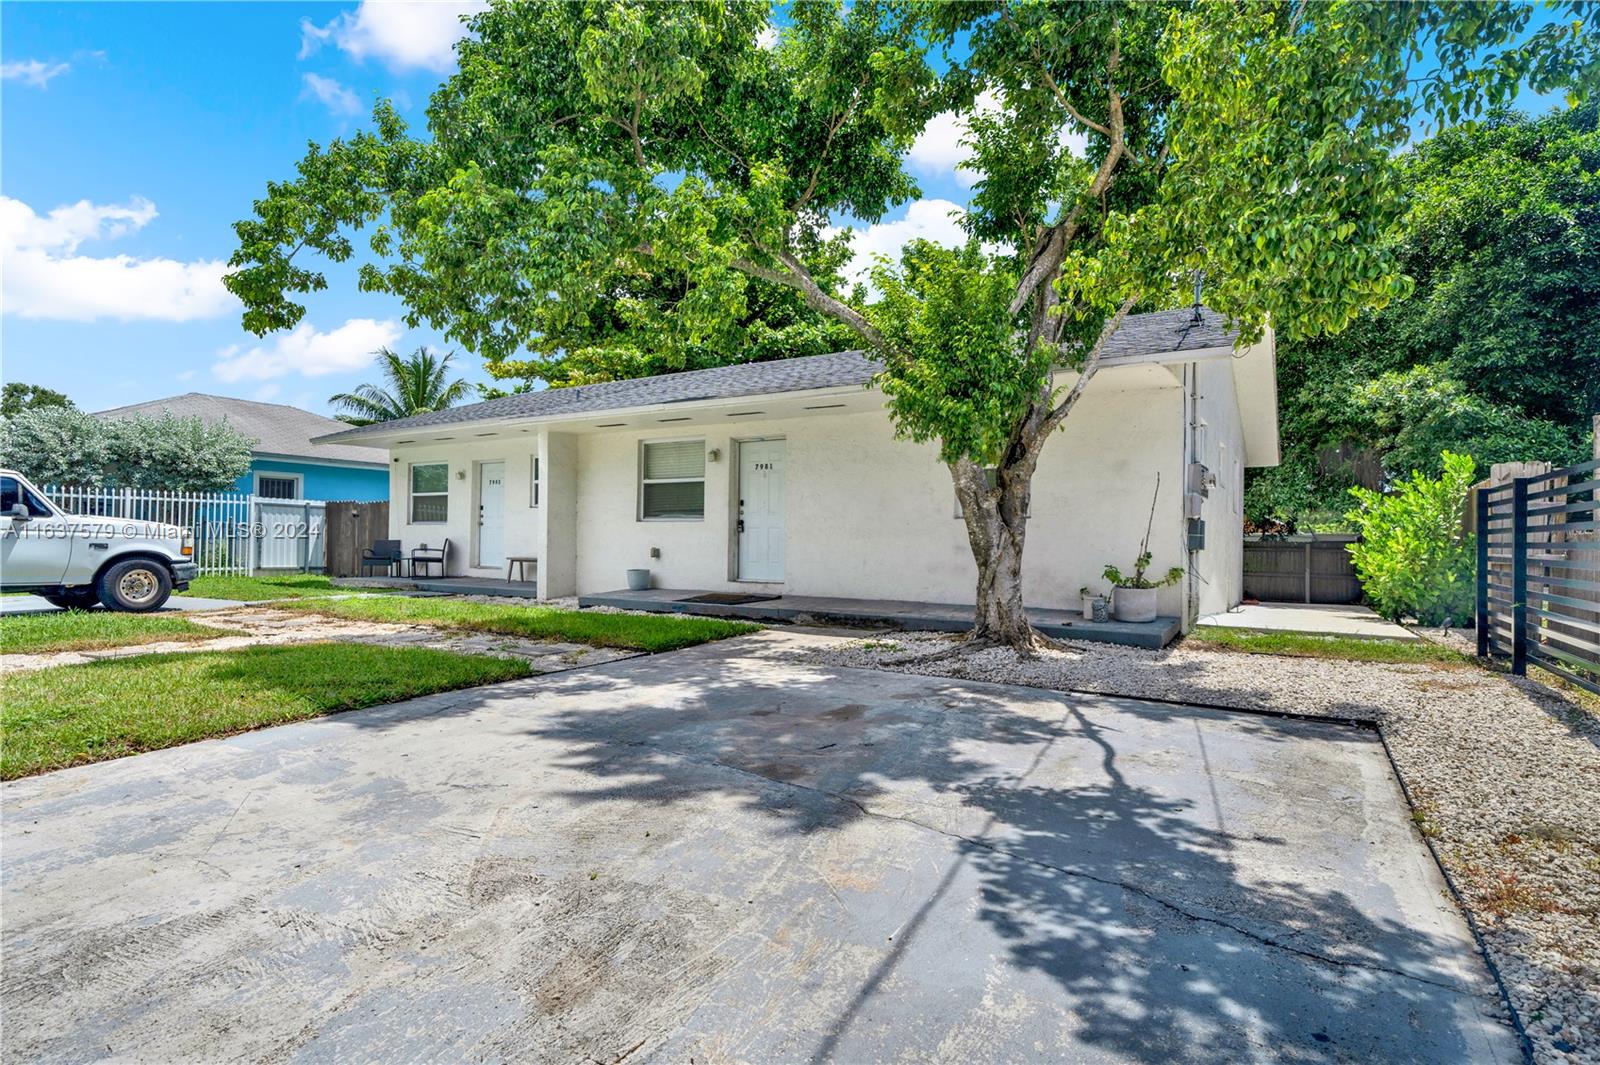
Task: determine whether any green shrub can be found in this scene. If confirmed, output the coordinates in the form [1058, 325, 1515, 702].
[1345, 451, 1476, 625]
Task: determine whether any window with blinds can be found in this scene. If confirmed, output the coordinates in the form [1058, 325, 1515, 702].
[410, 462, 449, 523]
[639, 439, 705, 520]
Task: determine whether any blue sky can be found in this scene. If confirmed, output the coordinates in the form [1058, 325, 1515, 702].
[0, 1, 1571, 418]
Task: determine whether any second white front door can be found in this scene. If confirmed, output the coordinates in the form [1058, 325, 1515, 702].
[738, 439, 785, 582]
[478, 461, 506, 569]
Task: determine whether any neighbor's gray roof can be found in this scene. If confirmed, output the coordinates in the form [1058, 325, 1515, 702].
[314, 306, 1239, 444]
[95, 393, 389, 466]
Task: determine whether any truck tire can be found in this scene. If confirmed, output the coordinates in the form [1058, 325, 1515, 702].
[42, 588, 100, 610]
[96, 558, 173, 613]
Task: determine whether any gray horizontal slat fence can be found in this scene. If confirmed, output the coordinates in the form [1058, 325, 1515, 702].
[1477, 457, 1600, 695]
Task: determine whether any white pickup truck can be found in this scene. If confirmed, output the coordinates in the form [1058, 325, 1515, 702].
[0, 469, 199, 612]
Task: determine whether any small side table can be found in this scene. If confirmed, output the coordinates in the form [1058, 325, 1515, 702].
[506, 556, 538, 583]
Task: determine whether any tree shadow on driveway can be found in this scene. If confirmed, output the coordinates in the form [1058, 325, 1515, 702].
[505, 636, 1511, 1063]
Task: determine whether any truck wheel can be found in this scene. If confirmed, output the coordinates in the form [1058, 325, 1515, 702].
[96, 559, 173, 613]
[42, 588, 100, 611]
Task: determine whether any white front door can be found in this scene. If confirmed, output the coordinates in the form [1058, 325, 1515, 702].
[738, 439, 785, 582]
[477, 461, 506, 568]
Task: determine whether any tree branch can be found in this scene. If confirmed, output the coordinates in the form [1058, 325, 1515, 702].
[1006, 24, 1130, 322]
[1040, 293, 1139, 434]
[731, 249, 887, 350]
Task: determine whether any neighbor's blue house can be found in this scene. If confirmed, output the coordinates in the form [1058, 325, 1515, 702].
[95, 393, 389, 501]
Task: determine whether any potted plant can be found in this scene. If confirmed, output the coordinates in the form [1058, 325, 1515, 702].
[1101, 553, 1184, 622]
[1102, 473, 1183, 623]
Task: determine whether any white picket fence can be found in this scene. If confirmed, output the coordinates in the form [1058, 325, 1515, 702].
[44, 485, 327, 577]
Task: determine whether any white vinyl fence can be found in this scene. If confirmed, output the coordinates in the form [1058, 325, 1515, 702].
[44, 485, 326, 577]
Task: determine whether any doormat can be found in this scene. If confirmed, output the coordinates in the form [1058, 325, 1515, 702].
[676, 592, 782, 606]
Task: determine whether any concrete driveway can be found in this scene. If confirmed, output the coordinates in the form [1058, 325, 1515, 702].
[1, 631, 1515, 1063]
[1, 593, 245, 615]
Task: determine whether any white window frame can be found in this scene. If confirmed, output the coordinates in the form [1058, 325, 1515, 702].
[954, 467, 1030, 518]
[409, 462, 450, 524]
[638, 437, 706, 522]
[530, 455, 541, 508]
[254, 472, 303, 500]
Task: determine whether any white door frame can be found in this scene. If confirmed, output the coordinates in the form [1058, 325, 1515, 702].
[734, 436, 786, 583]
[475, 460, 507, 569]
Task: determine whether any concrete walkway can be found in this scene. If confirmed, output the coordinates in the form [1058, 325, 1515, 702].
[0, 593, 245, 615]
[1, 631, 1511, 1063]
[581, 587, 1183, 648]
[1197, 602, 1418, 641]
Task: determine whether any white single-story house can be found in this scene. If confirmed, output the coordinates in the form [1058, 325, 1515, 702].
[313, 307, 1278, 628]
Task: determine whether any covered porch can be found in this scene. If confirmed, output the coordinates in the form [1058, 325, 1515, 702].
[577, 587, 1182, 649]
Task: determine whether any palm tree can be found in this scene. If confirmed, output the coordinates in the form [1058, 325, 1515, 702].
[329, 347, 474, 425]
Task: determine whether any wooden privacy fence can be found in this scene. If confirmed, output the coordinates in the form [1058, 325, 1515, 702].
[1476, 457, 1600, 695]
[322, 500, 390, 577]
[1243, 534, 1363, 604]
[43, 485, 327, 577]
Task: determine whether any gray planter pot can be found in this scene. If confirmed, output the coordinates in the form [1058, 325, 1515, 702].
[626, 568, 651, 591]
[1112, 586, 1158, 623]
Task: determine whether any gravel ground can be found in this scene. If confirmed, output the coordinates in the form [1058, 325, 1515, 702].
[793, 631, 1600, 1064]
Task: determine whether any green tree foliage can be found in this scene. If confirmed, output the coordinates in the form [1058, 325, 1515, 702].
[1345, 451, 1478, 625]
[103, 412, 255, 491]
[0, 408, 111, 487]
[225, 0, 1599, 646]
[1, 383, 74, 417]
[329, 347, 474, 425]
[1249, 102, 1600, 529]
[0, 408, 253, 491]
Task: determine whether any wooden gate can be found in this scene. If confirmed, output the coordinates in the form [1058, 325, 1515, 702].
[322, 500, 390, 577]
[1243, 534, 1363, 604]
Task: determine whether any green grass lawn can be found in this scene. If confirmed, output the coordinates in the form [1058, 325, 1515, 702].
[1185, 626, 1473, 666]
[0, 610, 226, 655]
[283, 595, 761, 652]
[1, 643, 532, 779]
[186, 574, 385, 601]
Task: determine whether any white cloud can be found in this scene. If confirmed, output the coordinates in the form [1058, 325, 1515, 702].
[908, 90, 1001, 184]
[755, 25, 778, 50]
[299, 1, 487, 73]
[1, 59, 71, 88]
[907, 90, 1088, 184]
[212, 318, 402, 383]
[300, 72, 362, 116]
[0, 195, 237, 322]
[828, 198, 971, 290]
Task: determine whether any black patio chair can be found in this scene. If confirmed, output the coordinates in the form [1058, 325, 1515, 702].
[360, 539, 405, 577]
[411, 539, 450, 578]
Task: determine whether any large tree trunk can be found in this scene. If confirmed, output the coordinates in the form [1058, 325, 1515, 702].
[951, 427, 1048, 651]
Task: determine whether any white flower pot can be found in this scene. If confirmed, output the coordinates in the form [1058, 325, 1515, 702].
[1081, 594, 1097, 619]
[1112, 586, 1158, 623]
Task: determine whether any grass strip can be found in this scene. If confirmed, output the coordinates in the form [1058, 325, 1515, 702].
[0, 610, 225, 655]
[1185, 626, 1474, 666]
[281, 595, 760, 653]
[185, 575, 386, 601]
[1, 642, 532, 779]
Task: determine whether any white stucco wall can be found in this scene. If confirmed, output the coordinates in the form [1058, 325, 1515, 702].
[380, 364, 1266, 620]
[565, 380, 1187, 614]
[387, 435, 543, 578]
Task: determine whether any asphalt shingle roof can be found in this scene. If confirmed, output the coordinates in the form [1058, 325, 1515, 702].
[95, 393, 389, 466]
[314, 306, 1239, 443]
